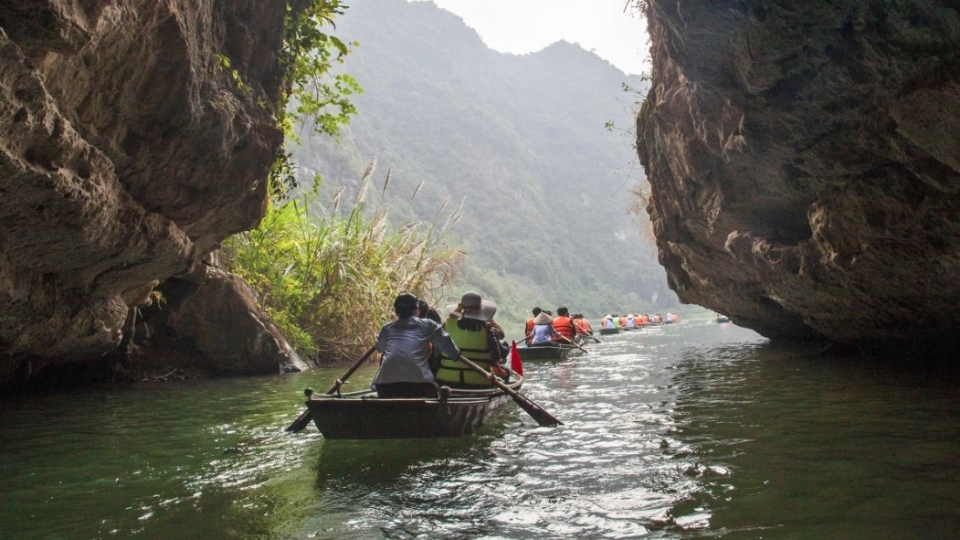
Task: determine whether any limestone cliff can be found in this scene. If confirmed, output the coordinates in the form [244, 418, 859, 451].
[637, 1, 960, 356]
[0, 0, 288, 383]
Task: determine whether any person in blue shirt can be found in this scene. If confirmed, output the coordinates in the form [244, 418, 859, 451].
[371, 293, 461, 398]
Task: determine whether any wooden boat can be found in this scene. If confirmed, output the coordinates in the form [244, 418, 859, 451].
[599, 327, 621, 335]
[517, 344, 575, 361]
[305, 375, 523, 439]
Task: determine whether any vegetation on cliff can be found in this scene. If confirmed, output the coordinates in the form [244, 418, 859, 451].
[224, 160, 464, 362]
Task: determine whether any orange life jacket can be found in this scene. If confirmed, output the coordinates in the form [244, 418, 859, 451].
[575, 318, 593, 334]
[552, 316, 576, 341]
[524, 318, 535, 345]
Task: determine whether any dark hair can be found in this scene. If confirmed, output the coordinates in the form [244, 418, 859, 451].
[418, 300, 442, 323]
[532, 306, 542, 316]
[394, 293, 418, 318]
[557, 306, 569, 317]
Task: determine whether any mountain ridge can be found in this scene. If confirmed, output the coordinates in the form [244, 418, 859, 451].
[293, 0, 676, 327]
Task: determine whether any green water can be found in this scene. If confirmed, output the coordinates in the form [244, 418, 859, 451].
[2, 319, 959, 538]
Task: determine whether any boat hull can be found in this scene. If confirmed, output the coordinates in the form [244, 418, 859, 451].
[306, 377, 522, 439]
[517, 345, 573, 361]
[599, 327, 621, 335]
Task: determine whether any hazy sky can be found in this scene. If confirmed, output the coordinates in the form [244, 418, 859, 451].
[410, 0, 650, 75]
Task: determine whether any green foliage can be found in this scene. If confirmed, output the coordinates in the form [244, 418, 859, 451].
[289, 0, 677, 332]
[223, 160, 463, 362]
[271, 0, 363, 199]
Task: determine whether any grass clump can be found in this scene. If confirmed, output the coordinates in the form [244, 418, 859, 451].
[224, 160, 463, 364]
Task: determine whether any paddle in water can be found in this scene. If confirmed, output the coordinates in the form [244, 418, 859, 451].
[456, 354, 562, 427]
[558, 334, 589, 354]
[285, 345, 378, 432]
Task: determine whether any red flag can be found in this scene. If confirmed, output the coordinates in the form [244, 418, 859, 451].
[510, 340, 523, 377]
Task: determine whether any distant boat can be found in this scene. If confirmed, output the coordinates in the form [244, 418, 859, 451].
[599, 327, 621, 335]
[716, 314, 731, 323]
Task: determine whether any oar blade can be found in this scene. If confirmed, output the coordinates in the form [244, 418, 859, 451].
[285, 346, 377, 434]
[285, 409, 312, 432]
[512, 393, 563, 426]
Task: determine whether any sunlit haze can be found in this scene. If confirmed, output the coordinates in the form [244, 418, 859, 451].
[409, 0, 650, 75]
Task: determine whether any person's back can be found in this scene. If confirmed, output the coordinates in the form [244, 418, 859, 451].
[529, 312, 557, 345]
[435, 291, 503, 387]
[372, 294, 461, 398]
[524, 307, 542, 346]
[552, 307, 576, 342]
[574, 315, 593, 336]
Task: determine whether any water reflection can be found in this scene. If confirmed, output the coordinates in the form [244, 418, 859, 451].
[668, 336, 960, 539]
[4, 320, 960, 538]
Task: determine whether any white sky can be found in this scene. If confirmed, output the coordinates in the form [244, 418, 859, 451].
[410, 0, 650, 75]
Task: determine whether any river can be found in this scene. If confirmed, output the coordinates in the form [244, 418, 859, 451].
[2, 316, 959, 539]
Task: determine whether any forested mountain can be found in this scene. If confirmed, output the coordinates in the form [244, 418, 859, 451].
[291, 0, 679, 327]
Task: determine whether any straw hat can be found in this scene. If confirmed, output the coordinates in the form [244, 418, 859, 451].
[533, 312, 553, 325]
[446, 291, 497, 321]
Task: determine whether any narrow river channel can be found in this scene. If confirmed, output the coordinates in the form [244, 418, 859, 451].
[3, 315, 959, 538]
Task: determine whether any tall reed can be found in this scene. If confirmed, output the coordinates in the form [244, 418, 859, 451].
[224, 160, 463, 363]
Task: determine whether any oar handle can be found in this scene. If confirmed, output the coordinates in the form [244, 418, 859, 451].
[456, 355, 562, 426]
[325, 345, 378, 395]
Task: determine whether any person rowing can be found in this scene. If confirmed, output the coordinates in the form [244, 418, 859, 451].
[370, 293, 461, 398]
[529, 312, 559, 346]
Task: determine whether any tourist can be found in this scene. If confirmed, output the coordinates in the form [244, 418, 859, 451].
[552, 307, 577, 343]
[530, 311, 559, 345]
[371, 293, 462, 398]
[524, 306, 542, 346]
[436, 291, 505, 387]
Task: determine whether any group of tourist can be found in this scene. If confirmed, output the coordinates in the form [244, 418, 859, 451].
[370, 291, 507, 399]
[600, 313, 679, 329]
[367, 291, 680, 400]
[523, 306, 595, 347]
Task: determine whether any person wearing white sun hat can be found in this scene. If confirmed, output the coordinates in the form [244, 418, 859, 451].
[435, 291, 506, 387]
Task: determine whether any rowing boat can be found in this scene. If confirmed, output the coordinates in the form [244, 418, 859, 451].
[599, 327, 621, 335]
[305, 375, 523, 439]
[516, 344, 575, 361]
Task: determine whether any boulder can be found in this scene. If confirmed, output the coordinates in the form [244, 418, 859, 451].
[162, 269, 308, 375]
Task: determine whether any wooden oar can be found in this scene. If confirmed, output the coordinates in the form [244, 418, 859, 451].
[558, 335, 589, 354]
[456, 355, 562, 427]
[285, 345, 378, 433]
[583, 333, 601, 343]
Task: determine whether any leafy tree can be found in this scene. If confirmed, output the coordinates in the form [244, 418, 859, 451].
[271, 0, 363, 199]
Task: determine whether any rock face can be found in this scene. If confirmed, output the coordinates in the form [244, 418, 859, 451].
[637, 1, 960, 356]
[0, 1, 288, 381]
[155, 268, 308, 376]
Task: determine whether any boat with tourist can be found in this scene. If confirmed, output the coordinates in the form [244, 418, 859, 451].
[303, 374, 524, 439]
[516, 344, 577, 362]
